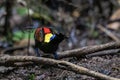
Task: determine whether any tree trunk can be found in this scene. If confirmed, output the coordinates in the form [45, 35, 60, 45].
[4, 0, 13, 42]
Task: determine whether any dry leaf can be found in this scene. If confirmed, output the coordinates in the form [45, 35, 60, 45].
[107, 9, 120, 30]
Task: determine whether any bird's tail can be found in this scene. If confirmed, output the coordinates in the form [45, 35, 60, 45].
[50, 33, 68, 44]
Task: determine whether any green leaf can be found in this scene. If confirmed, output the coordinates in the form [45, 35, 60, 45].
[13, 30, 35, 41]
[28, 74, 35, 80]
[90, 30, 99, 38]
[17, 7, 28, 16]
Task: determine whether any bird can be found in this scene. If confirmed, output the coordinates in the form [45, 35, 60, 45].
[34, 26, 67, 59]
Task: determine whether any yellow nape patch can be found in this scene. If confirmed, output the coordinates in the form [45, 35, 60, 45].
[44, 33, 53, 43]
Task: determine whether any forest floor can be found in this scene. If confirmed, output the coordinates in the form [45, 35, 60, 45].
[0, 54, 120, 80]
[0, 28, 120, 80]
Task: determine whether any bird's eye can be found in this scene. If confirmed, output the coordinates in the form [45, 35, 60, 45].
[36, 30, 43, 42]
[39, 30, 43, 38]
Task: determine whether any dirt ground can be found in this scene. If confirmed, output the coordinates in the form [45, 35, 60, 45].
[0, 35, 120, 80]
[0, 55, 119, 80]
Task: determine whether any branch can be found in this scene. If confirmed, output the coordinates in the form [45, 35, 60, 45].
[1, 46, 27, 54]
[86, 49, 120, 58]
[0, 56, 119, 80]
[1, 42, 120, 59]
[98, 24, 120, 41]
[57, 41, 120, 59]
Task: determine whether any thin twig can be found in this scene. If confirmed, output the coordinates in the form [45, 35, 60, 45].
[98, 24, 120, 41]
[86, 49, 120, 58]
[0, 46, 28, 55]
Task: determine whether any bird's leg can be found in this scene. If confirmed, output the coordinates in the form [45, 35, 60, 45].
[53, 52, 58, 59]
[35, 48, 40, 57]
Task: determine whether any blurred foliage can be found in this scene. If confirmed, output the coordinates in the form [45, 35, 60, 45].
[0, 0, 120, 43]
[28, 74, 35, 80]
[17, 7, 28, 16]
[13, 29, 35, 41]
[90, 30, 99, 38]
[26, 0, 53, 23]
